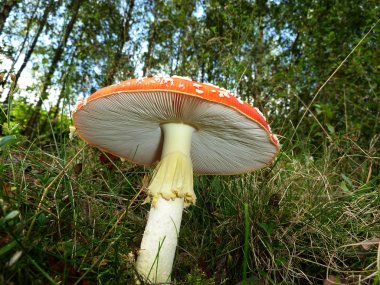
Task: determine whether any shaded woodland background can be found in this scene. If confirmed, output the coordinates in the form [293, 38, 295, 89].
[0, 0, 379, 145]
[1, 0, 380, 284]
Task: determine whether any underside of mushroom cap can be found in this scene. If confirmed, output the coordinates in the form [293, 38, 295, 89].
[73, 75, 280, 175]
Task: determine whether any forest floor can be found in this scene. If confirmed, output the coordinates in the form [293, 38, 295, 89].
[1, 130, 379, 284]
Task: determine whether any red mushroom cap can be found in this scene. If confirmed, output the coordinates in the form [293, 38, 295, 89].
[73, 75, 280, 175]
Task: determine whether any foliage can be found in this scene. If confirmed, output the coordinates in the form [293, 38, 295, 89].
[1, 1, 378, 143]
[0, 0, 379, 284]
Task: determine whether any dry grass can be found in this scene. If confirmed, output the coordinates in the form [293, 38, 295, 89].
[0, 133, 379, 284]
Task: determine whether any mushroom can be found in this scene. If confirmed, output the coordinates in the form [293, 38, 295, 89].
[73, 74, 280, 284]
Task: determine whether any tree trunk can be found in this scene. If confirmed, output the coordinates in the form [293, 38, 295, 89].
[50, 30, 84, 122]
[0, 0, 20, 34]
[173, 3, 195, 77]
[51, 76, 67, 121]
[25, 0, 82, 137]
[103, 0, 135, 86]
[142, 21, 156, 77]
[251, 0, 267, 109]
[1, 0, 40, 89]
[2, 0, 54, 104]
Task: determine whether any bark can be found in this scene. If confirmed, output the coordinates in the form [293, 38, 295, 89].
[1, 0, 40, 89]
[51, 76, 67, 120]
[51, 30, 84, 121]
[251, 16, 264, 106]
[25, 0, 82, 137]
[251, 0, 267, 108]
[3, 0, 53, 104]
[176, 3, 195, 76]
[141, 0, 157, 77]
[142, 21, 157, 77]
[0, 0, 20, 34]
[103, 0, 135, 86]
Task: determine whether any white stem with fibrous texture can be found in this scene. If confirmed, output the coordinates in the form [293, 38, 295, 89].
[136, 123, 195, 284]
[161, 123, 194, 158]
[136, 197, 184, 283]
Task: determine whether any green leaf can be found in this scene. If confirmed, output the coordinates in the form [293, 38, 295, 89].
[0, 135, 18, 149]
[259, 222, 276, 236]
[275, 257, 286, 266]
[341, 173, 354, 188]
[41, 91, 49, 100]
[314, 104, 322, 115]
[4, 210, 20, 222]
[326, 123, 335, 134]
[340, 181, 350, 192]
[0, 240, 18, 256]
[37, 213, 47, 225]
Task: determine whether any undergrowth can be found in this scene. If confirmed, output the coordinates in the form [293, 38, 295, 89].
[0, 130, 379, 284]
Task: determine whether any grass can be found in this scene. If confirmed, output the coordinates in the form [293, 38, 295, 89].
[1, 129, 379, 284]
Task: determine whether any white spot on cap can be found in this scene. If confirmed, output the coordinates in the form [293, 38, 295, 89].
[195, 89, 204, 94]
[137, 77, 146, 83]
[237, 98, 244, 104]
[178, 83, 185, 89]
[193, 83, 202, 88]
[218, 90, 230, 98]
[154, 74, 174, 85]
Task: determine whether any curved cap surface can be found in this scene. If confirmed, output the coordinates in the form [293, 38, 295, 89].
[73, 75, 280, 175]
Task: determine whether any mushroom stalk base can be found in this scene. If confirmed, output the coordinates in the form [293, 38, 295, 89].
[136, 123, 195, 283]
[136, 197, 184, 284]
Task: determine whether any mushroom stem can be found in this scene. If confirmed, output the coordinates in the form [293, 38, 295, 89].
[136, 197, 184, 283]
[136, 123, 195, 283]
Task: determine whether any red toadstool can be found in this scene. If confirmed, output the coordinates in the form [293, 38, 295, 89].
[73, 74, 280, 283]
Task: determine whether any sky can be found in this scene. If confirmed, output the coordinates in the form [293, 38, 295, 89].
[0, 50, 61, 109]
[0, 54, 34, 99]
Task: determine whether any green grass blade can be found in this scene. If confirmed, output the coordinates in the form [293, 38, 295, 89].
[243, 203, 249, 284]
